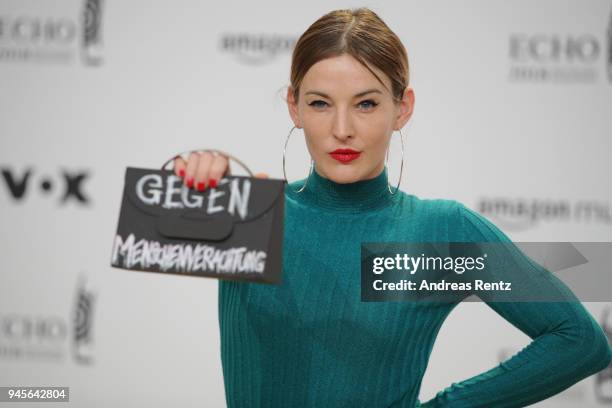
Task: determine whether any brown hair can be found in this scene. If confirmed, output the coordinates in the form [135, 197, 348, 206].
[290, 7, 409, 105]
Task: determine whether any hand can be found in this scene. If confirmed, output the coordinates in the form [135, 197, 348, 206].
[173, 151, 269, 191]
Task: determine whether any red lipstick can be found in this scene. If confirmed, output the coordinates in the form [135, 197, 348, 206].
[329, 148, 361, 163]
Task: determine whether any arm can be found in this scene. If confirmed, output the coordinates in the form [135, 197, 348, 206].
[420, 203, 612, 408]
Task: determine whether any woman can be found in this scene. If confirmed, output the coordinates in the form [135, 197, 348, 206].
[173, 7, 611, 407]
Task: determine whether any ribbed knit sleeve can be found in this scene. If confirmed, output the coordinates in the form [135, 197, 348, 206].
[418, 203, 612, 408]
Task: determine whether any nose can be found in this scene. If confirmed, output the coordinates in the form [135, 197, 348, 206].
[331, 106, 354, 141]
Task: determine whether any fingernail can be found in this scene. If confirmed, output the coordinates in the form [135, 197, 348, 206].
[179, 169, 185, 177]
[209, 179, 217, 188]
[197, 181, 206, 191]
[186, 177, 194, 188]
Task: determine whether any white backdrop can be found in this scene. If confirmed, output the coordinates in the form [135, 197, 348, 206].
[1, 0, 611, 406]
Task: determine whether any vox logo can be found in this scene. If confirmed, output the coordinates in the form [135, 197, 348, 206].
[1, 166, 91, 205]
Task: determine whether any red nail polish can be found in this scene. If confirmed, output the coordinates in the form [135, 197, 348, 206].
[197, 182, 205, 191]
[186, 178, 194, 188]
[179, 169, 185, 177]
[209, 179, 217, 188]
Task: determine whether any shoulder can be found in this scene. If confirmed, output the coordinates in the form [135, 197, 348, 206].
[398, 193, 463, 239]
[406, 193, 459, 213]
[401, 192, 461, 220]
[450, 199, 513, 242]
[406, 195, 513, 243]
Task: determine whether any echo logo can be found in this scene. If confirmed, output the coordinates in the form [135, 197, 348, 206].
[0, 17, 76, 43]
[0, 0, 104, 66]
[1, 167, 91, 205]
[509, 34, 600, 63]
[72, 275, 95, 365]
[0, 315, 67, 342]
[81, 0, 104, 66]
[508, 5, 612, 84]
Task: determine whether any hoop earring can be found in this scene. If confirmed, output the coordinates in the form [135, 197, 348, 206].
[385, 128, 405, 195]
[283, 125, 314, 193]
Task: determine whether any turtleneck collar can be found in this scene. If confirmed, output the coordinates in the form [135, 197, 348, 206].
[285, 165, 398, 214]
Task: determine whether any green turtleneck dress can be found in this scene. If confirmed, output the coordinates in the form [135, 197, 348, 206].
[217, 166, 611, 408]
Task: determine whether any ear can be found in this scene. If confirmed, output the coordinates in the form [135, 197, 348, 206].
[286, 86, 302, 129]
[394, 86, 415, 130]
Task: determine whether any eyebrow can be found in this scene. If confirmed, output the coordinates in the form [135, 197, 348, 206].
[304, 89, 383, 98]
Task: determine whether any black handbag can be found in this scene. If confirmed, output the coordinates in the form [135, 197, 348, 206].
[110, 149, 285, 284]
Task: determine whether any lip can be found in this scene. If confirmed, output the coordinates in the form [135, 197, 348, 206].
[329, 148, 361, 163]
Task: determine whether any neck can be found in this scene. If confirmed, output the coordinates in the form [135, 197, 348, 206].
[285, 165, 397, 213]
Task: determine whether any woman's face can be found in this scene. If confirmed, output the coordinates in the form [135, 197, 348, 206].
[287, 53, 414, 184]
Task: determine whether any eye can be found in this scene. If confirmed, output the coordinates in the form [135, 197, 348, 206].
[308, 100, 328, 109]
[357, 100, 378, 110]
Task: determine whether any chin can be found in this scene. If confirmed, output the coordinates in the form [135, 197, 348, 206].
[321, 165, 363, 184]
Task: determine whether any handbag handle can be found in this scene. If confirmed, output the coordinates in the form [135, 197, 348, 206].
[161, 149, 254, 177]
